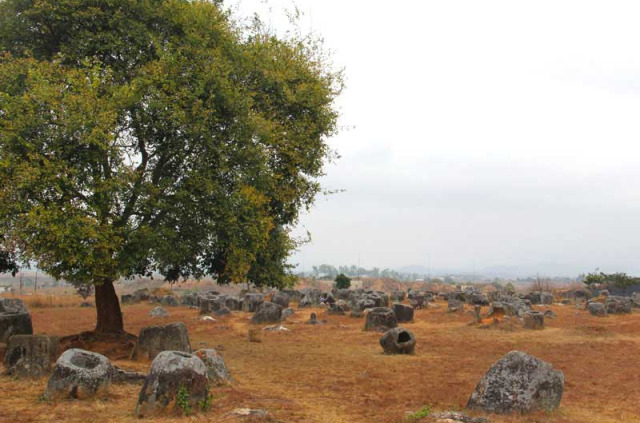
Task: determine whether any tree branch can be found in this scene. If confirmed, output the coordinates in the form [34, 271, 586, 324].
[116, 137, 149, 227]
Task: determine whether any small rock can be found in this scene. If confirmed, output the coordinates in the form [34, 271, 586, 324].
[149, 306, 169, 317]
[229, 408, 269, 418]
[263, 324, 290, 331]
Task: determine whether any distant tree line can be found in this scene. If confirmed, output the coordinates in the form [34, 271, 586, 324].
[306, 264, 432, 282]
[581, 271, 639, 290]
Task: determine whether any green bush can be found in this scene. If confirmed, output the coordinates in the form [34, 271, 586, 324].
[335, 273, 351, 289]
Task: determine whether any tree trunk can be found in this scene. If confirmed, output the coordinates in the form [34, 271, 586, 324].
[94, 279, 124, 333]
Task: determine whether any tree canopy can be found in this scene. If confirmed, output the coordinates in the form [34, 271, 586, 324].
[0, 0, 341, 331]
[334, 273, 351, 290]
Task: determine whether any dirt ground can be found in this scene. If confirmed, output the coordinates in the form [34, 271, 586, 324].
[1, 295, 639, 423]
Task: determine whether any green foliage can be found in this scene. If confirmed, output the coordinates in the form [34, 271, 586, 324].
[405, 405, 432, 420]
[0, 248, 19, 276]
[334, 273, 351, 289]
[583, 272, 606, 286]
[0, 0, 341, 290]
[505, 282, 516, 293]
[198, 392, 214, 412]
[583, 271, 637, 289]
[176, 385, 192, 416]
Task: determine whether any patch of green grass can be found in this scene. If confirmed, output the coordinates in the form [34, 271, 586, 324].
[176, 385, 192, 416]
[198, 392, 214, 412]
[406, 405, 432, 420]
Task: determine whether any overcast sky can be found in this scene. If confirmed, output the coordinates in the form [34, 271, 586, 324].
[233, 1, 640, 276]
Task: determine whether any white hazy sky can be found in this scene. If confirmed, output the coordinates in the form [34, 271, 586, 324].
[233, 1, 640, 276]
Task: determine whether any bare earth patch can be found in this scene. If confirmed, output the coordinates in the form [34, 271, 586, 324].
[1, 297, 639, 423]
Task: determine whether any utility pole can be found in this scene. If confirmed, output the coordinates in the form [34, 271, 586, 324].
[19, 272, 23, 294]
[34, 270, 38, 292]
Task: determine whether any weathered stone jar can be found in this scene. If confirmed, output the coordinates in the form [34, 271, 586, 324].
[523, 311, 545, 330]
[3, 334, 59, 378]
[0, 298, 33, 343]
[135, 322, 191, 360]
[44, 349, 114, 400]
[392, 303, 414, 323]
[135, 351, 208, 417]
[380, 327, 416, 355]
[364, 307, 398, 332]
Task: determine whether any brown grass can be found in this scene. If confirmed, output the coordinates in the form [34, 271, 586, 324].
[12, 293, 85, 309]
[1, 298, 640, 423]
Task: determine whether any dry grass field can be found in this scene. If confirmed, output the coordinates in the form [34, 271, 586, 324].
[1, 295, 639, 423]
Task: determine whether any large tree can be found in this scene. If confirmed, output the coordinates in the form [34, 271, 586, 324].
[0, 0, 340, 333]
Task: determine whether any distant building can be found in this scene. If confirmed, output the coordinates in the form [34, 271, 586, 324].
[0, 283, 12, 293]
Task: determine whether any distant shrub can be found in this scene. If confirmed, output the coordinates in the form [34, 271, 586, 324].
[335, 273, 351, 289]
[584, 271, 636, 289]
